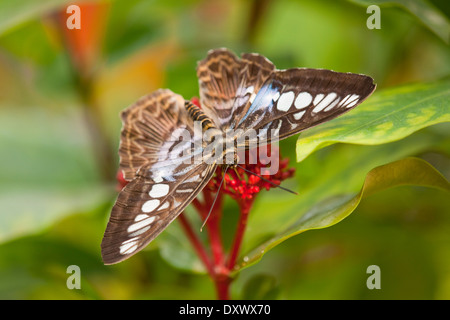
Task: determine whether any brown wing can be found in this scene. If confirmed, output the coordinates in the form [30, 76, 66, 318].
[234, 68, 376, 146]
[104, 88, 216, 264]
[102, 161, 217, 264]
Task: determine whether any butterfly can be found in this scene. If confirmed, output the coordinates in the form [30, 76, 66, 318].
[101, 48, 376, 264]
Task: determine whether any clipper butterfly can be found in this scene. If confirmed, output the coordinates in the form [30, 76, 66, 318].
[101, 48, 376, 264]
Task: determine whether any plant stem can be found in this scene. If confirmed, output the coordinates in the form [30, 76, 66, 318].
[189, 190, 232, 299]
[202, 190, 232, 299]
[178, 213, 215, 277]
[203, 190, 225, 265]
[215, 274, 231, 300]
[180, 184, 257, 299]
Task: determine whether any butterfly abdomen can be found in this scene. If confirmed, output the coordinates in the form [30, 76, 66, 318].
[185, 101, 216, 131]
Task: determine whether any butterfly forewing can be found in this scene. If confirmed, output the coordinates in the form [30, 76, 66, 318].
[235, 68, 376, 145]
[102, 162, 216, 264]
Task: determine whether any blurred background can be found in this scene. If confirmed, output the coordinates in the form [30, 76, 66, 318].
[0, 0, 449, 299]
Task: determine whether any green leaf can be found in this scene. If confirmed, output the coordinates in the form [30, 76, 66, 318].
[247, 126, 447, 250]
[296, 78, 450, 163]
[349, 0, 450, 43]
[0, 234, 105, 299]
[241, 274, 280, 300]
[158, 217, 207, 274]
[0, 187, 111, 243]
[0, 106, 110, 243]
[235, 157, 450, 272]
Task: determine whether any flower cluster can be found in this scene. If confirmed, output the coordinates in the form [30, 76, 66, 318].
[206, 145, 296, 200]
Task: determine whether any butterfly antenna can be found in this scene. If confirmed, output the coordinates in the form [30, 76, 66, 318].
[200, 165, 229, 231]
[236, 164, 298, 195]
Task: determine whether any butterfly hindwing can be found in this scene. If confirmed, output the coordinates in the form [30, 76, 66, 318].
[119, 89, 195, 181]
[197, 48, 242, 129]
[197, 48, 275, 129]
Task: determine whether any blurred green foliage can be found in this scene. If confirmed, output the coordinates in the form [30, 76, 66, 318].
[0, 0, 449, 299]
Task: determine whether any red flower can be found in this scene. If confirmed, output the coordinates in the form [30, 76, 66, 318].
[207, 145, 296, 200]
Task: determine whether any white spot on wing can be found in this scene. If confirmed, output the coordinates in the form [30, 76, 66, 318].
[272, 91, 280, 102]
[128, 216, 156, 233]
[313, 92, 337, 113]
[173, 200, 182, 208]
[120, 243, 138, 255]
[121, 237, 138, 245]
[119, 237, 139, 255]
[313, 94, 325, 105]
[294, 92, 312, 109]
[324, 97, 341, 111]
[344, 94, 360, 108]
[339, 94, 352, 107]
[293, 110, 306, 120]
[142, 199, 160, 213]
[277, 91, 295, 111]
[128, 226, 150, 237]
[149, 184, 169, 198]
[157, 201, 170, 211]
[135, 214, 149, 222]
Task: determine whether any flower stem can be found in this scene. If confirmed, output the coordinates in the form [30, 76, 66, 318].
[178, 213, 214, 277]
[186, 192, 232, 299]
[215, 274, 231, 300]
[203, 190, 225, 265]
[202, 190, 232, 299]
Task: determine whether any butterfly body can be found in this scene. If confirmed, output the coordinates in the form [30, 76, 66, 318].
[185, 101, 244, 166]
[185, 101, 216, 131]
[101, 48, 376, 264]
